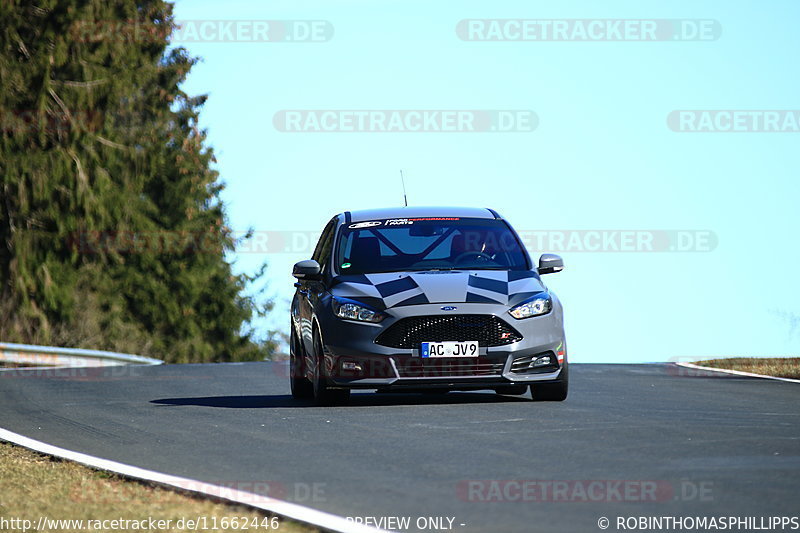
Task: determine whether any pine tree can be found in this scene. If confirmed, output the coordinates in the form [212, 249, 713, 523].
[0, 0, 274, 362]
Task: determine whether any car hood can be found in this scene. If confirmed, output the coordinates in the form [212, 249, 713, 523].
[331, 270, 546, 310]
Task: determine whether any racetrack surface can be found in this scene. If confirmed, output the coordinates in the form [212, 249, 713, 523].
[1, 363, 798, 532]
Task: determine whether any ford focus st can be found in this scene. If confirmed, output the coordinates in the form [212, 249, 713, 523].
[289, 206, 568, 405]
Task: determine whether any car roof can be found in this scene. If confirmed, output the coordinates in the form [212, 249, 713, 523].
[345, 206, 498, 223]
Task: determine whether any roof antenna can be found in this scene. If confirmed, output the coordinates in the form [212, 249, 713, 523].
[400, 169, 408, 207]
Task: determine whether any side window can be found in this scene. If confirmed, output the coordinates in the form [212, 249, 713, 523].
[311, 219, 337, 274]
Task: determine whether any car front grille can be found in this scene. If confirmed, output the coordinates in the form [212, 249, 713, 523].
[375, 315, 523, 349]
[394, 357, 505, 378]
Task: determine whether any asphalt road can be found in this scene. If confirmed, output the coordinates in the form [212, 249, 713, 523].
[1, 362, 798, 533]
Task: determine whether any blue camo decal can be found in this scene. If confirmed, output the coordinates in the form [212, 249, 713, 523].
[393, 293, 431, 307]
[508, 270, 539, 282]
[466, 292, 504, 304]
[467, 275, 508, 294]
[331, 270, 545, 308]
[375, 276, 419, 297]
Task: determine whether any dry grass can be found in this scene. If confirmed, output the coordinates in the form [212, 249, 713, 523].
[693, 357, 800, 379]
[0, 443, 315, 533]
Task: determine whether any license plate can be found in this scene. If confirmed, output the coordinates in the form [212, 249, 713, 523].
[420, 341, 479, 358]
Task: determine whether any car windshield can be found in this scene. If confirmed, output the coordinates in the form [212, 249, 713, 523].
[334, 217, 529, 274]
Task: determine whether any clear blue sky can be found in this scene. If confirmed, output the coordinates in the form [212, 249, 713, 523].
[172, 0, 799, 363]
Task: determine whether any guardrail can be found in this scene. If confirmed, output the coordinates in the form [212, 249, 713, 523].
[0, 342, 163, 368]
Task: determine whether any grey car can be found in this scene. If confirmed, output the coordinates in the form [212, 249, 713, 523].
[290, 206, 567, 405]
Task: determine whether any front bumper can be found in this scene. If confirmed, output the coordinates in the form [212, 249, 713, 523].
[317, 302, 567, 390]
[328, 353, 564, 390]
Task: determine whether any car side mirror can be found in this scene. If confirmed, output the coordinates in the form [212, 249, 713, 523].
[538, 253, 564, 275]
[293, 259, 321, 280]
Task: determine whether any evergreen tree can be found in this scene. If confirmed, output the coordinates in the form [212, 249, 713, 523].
[0, 0, 274, 362]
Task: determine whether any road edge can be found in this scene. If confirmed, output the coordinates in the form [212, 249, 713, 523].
[0, 427, 385, 533]
[675, 362, 800, 384]
[0, 342, 163, 368]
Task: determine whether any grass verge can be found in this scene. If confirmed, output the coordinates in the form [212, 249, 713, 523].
[0, 442, 315, 532]
[693, 357, 800, 379]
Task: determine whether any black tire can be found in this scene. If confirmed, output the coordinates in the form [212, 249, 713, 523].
[312, 330, 350, 406]
[495, 385, 528, 396]
[289, 326, 313, 399]
[530, 364, 569, 402]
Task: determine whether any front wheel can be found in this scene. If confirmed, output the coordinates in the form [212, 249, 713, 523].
[530, 365, 569, 402]
[312, 331, 351, 406]
[289, 326, 313, 399]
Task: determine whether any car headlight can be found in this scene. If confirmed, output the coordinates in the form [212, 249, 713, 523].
[332, 297, 387, 323]
[508, 293, 552, 319]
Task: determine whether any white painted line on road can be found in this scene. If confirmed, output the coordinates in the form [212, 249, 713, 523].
[0, 427, 387, 533]
[676, 362, 800, 384]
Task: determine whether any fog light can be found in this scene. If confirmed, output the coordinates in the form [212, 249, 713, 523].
[342, 361, 362, 372]
[530, 355, 552, 368]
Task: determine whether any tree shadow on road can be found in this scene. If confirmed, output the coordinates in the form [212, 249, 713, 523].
[150, 391, 530, 409]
